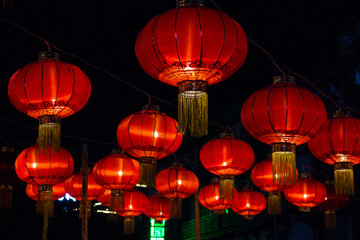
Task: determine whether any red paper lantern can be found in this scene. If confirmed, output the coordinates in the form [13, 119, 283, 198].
[135, 0, 247, 137]
[232, 188, 266, 220]
[26, 182, 66, 201]
[200, 133, 254, 200]
[97, 189, 112, 207]
[117, 189, 149, 235]
[198, 179, 237, 214]
[117, 105, 182, 188]
[284, 173, 326, 212]
[65, 172, 105, 201]
[155, 165, 199, 219]
[241, 76, 327, 185]
[308, 113, 360, 196]
[251, 157, 298, 215]
[8, 52, 91, 151]
[145, 194, 172, 222]
[317, 181, 349, 228]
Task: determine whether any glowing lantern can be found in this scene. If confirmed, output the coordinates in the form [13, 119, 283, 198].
[117, 105, 182, 188]
[232, 188, 266, 220]
[199, 133, 254, 200]
[155, 165, 199, 219]
[145, 194, 173, 222]
[135, 0, 248, 137]
[251, 157, 298, 215]
[97, 189, 111, 207]
[284, 173, 326, 212]
[8, 52, 91, 152]
[26, 182, 66, 201]
[241, 76, 327, 185]
[308, 113, 360, 196]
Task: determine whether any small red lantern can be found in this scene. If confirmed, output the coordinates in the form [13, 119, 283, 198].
[65, 172, 105, 201]
[117, 105, 182, 188]
[156, 165, 199, 219]
[26, 182, 66, 201]
[199, 133, 254, 200]
[117, 189, 149, 235]
[308, 113, 360, 196]
[232, 188, 267, 220]
[317, 181, 349, 228]
[198, 179, 237, 214]
[284, 173, 326, 212]
[97, 189, 111, 207]
[92, 153, 139, 210]
[241, 76, 327, 185]
[145, 194, 173, 222]
[135, 0, 248, 137]
[8, 52, 91, 152]
[251, 157, 298, 215]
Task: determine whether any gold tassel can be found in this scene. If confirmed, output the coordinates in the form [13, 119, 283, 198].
[36, 185, 54, 218]
[107, 212, 118, 222]
[178, 80, 208, 137]
[38, 116, 61, 152]
[138, 158, 157, 188]
[268, 191, 281, 215]
[170, 198, 182, 220]
[0, 185, 13, 208]
[111, 190, 124, 212]
[124, 217, 135, 235]
[272, 143, 297, 185]
[219, 175, 234, 200]
[325, 210, 336, 229]
[334, 162, 354, 196]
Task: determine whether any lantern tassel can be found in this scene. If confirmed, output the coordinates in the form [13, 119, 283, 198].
[36, 186, 54, 218]
[325, 210, 336, 229]
[334, 162, 354, 196]
[268, 191, 281, 215]
[107, 212, 118, 222]
[272, 143, 297, 185]
[38, 116, 61, 152]
[178, 80, 208, 137]
[0, 185, 13, 208]
[111, 190, 124, 212]
[219, 175, 234, 200]
[138, 158, 157, 188]
[170, 198, 182, 220]
[124, 217, 135, 235]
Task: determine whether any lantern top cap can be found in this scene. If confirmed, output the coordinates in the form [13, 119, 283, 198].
[176, 0, 204, 8]
[143, 105, 160, 112]
[333, 110, 351, 118]
[300, 172, 311, 178]
[220, 132, 235, 138]
[273, 76, 295, 85]
[38, 52, 60, 60]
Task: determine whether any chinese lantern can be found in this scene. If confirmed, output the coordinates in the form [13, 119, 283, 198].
[92, 153, 139, 211]
[284, 173, 326, 212]
[65, 172, 105, 201]
[15, 144, 74, 217]
[251, 157, 298, 215]
[308, 112, 360, 196]
[117, 105, 182, 188]
[26, 182, 66, 201]
[8, 52, 91, 152]
[145, 194, 173, 222]
[156, 165, 199, 219]
[117, 189, 149, 235]
[317, 181, 349, 228]
[135, 0, 248, 137]
[199, 133, 254, 200]
[198, 179, 237, 214]
[232, 187, 266, 220]
[241, 76, 327, 185]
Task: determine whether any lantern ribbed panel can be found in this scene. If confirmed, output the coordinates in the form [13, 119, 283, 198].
[116, 189, 149, 217]
[232, 189, 266, 217]
[15, 145, 74, 186]
[97, 189, 112, 207]
[65, 172, 105, 201]
[26, 182, 66, 201]
[145, 194, 172, 221]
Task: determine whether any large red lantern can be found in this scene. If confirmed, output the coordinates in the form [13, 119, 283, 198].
[251, 157, 298, 215]
[15, 144, 74, 216]
[8, 52, 91, 152]
[26, 182, 66, 201]
[232, 188, 266, 220]
[92, 153, 139, 210]
[241, 76, 327, 185]
[284, 173, 326, 212]
[199, 133, 254, 200]
[317, 181, 349, 228]
[145, 194, 173, 222]
[135, 0, 248, 137]
[117, 189, 149, 235]
[117, 105, 182, 188]
[65, 172, 105, 201]
[155, 165, 199, 219]
[308, 113, 360, 196]
[198, 179, 237, 214]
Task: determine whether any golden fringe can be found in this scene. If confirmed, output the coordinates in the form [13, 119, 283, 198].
[107, 213, 118, 222]
[111, 190, 124, 212]
[138, 158, 157, 188]
[268, 191, 281, 215]
[38, 116, 61, 153]
[36, 188, 54, 218]
[0, 185, 13, 208]
[272, 152, 297, 185]
[124, 217, 135, 235]
[178, 92, 208, 137]
[170, 198, 182, 220]
[325, 210, 336, 229]
[219, 175, 234, 200]
[334, 168, 354, 196]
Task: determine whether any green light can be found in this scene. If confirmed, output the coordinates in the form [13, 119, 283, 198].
[225, 209, 229, 214]
[150, 219, 165, 240]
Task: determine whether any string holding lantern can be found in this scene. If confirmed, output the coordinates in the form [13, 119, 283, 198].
[308, 112, 360, 196]
[26, 182, 66, 201]
[284, 173, 326, 212]
[135, 0, 248, 137]
[145, 194, 173, 223]
[241, 76, 327, 186]
[8, 52, 91, 152]
[231, 187, 267, 220]
[117, 105, 182, 188]
[155, 164, 199, 219]
[199, 132, 254, 200]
